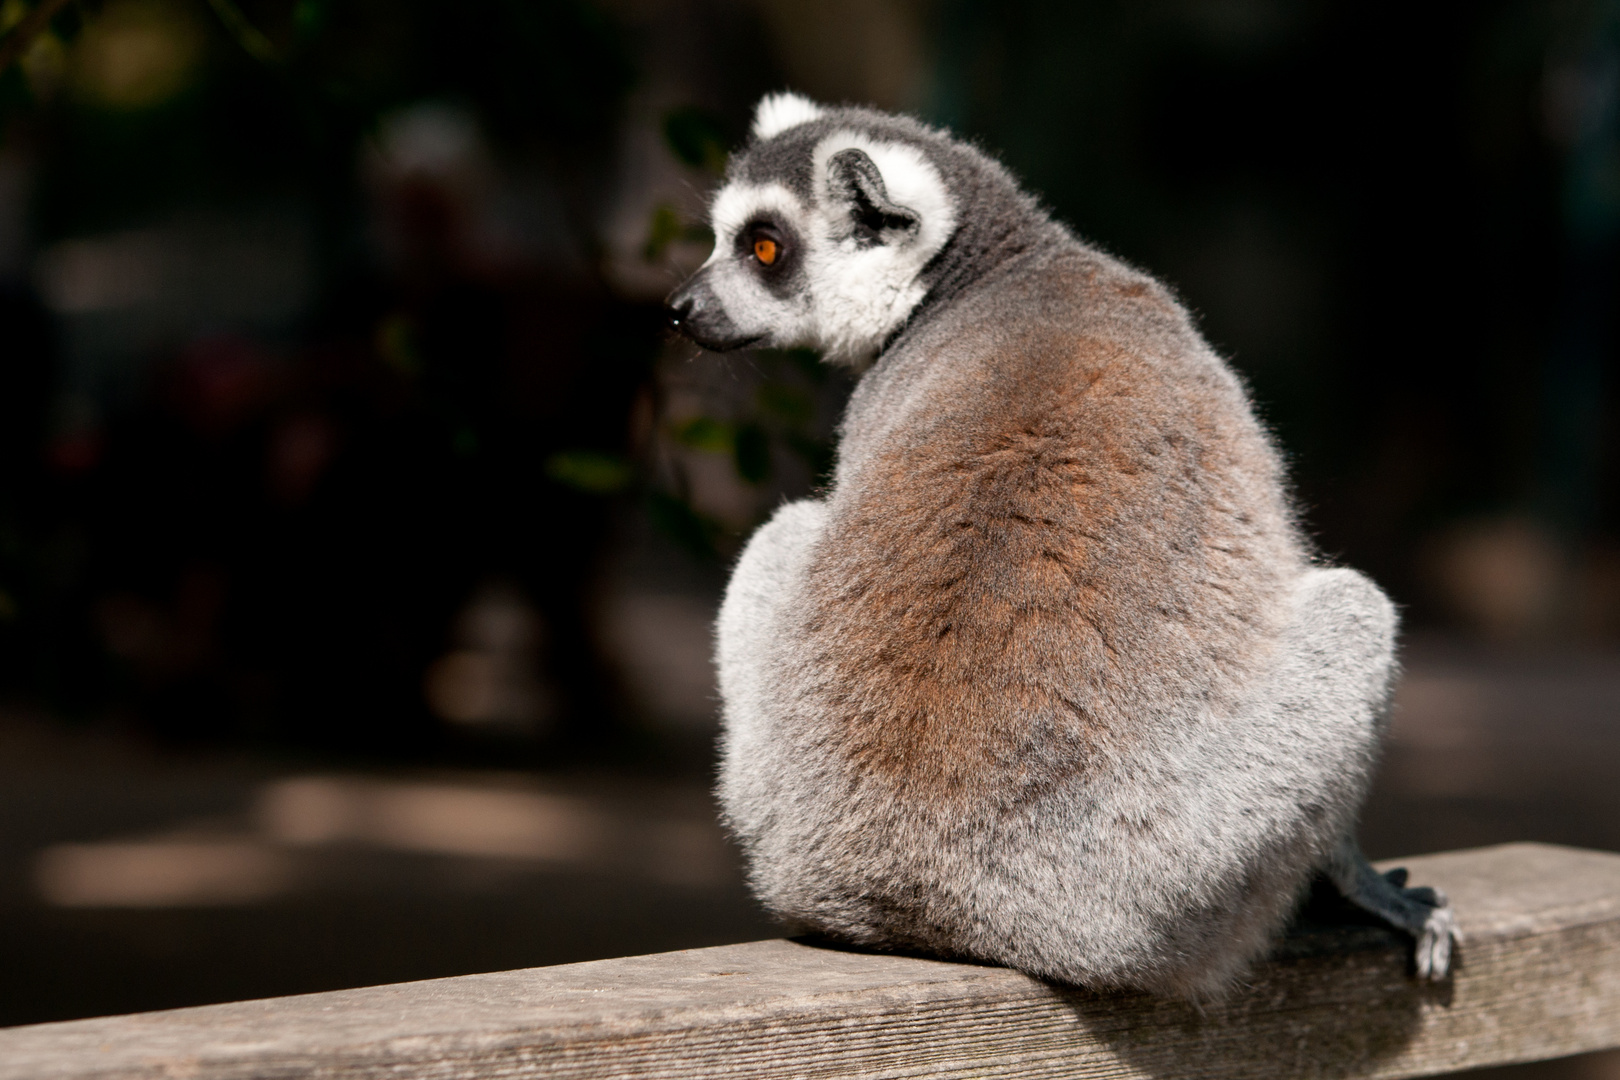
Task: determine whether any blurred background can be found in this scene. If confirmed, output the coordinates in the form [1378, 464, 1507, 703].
[0, 0, 1616, 1074]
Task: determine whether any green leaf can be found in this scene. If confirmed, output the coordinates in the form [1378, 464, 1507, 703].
[643, 202, 681, 262]
[545, 450, 633, 494]
[673, 416, 733, 453]
[644, 202, 712, 261]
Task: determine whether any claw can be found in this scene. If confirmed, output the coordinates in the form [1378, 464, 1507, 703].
[1414, 900, 1457, 980]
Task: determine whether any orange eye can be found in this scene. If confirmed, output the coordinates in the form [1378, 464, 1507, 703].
[753, 237, 778, 265]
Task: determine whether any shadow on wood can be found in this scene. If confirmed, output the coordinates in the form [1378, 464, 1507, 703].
[0, 843, 1616, 1079]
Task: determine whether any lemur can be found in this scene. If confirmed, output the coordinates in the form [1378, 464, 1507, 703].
[666, 92, 1456, 999]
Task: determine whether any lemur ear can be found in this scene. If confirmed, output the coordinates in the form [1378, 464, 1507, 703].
[752, 92, 824, 139]
[826, 148, 922, 245]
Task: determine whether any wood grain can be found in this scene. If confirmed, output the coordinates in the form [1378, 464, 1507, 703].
[2, 842, 1617, 1079]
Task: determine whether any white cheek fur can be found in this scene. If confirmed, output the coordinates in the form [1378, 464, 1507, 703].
[804, 132, 958, 365]
[705, 256, 815, 344]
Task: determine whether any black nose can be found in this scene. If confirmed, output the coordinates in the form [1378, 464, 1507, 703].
[666, 292, 694, 332]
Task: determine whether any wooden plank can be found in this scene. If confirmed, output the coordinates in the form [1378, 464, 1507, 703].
[1, 842, 1617, 1080]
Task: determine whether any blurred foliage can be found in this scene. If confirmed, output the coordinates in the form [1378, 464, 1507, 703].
[661, 104, 728, 172]
[705, 349, 838, 490]
[1, 0, 635, 241]
[544, 449, 632, 494]
[1, 0, 1613, 750]
[641, 201, 710, 262]
[201, 0, 277, 64]
[643, 489, 723, 562]
[0, 0, 822, 748]
[0, 0, 667, 751]
[611, 112, 844, 563]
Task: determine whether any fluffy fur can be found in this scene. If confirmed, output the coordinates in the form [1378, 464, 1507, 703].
[752, 91, 826, 140]
[673, 98, 1455, 999]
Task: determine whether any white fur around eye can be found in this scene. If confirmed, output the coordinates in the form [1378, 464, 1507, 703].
[697, 181, 817, 347]
[707, 182, 806, 258]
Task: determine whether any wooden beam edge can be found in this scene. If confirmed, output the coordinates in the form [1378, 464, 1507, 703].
[0, 842, 1616, 1080]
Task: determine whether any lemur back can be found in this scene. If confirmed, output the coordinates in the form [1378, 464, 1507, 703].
[803, 245, 1303, 803]
[672, 93, 1456, 999]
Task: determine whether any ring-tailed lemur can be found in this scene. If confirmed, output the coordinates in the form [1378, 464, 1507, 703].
[667, 92, 1456, 999]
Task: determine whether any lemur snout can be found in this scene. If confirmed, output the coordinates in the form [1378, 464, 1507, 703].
[665, 273, 759, 352]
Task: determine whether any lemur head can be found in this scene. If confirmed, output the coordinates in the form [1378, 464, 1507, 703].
[668, 93, 998, 366]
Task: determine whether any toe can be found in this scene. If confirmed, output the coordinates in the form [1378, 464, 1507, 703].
[1415, 930, 1436, 979]
[1417, 905, 1457, 980]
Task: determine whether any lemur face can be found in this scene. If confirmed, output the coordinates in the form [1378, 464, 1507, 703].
[666, 94, 959, 366]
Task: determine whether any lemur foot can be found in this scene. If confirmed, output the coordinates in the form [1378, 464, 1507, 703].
[1326, 840, 1459, 980]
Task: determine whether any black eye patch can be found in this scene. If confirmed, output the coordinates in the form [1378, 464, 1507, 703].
[735, 217, 804, 298]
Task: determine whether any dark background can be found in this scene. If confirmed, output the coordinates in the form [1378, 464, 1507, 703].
[0, 2, 1616, 1076]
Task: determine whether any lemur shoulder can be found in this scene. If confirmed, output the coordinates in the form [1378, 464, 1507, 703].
[667, 92, 1456, 999]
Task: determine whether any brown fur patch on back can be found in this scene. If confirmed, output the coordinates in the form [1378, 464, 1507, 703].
[801, 306, 1298, 806]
